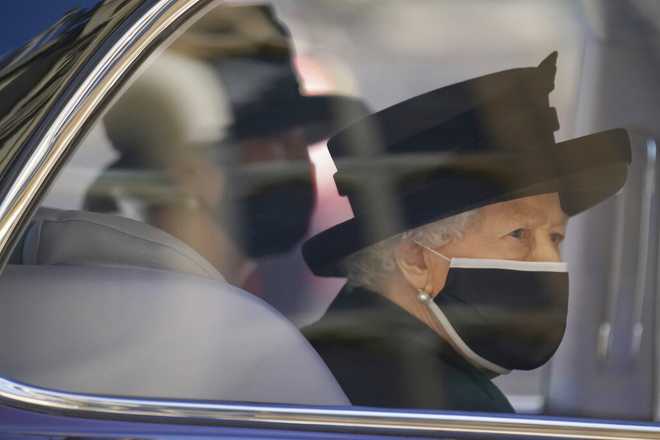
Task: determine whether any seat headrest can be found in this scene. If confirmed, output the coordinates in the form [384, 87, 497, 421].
[11, 207, 224, 281]
[0, 264, 348, 404]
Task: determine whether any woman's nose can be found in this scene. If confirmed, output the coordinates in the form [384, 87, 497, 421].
[529, 231, 562, 262]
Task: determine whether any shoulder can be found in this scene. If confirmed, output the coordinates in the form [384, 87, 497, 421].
[434, 358, 515, 413]
[305, 316, 513, 413]
[302, 287, 513, 413]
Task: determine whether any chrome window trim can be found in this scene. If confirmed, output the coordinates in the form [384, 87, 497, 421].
[0, 0, 204, 255]
[0, 0, 658, 438]
[3, 377, 660, 439]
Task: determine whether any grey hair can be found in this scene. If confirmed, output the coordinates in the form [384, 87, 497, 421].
[343, 209, 481, 291]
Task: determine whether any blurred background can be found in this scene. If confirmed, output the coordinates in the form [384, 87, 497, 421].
[25, 0, 660, 421]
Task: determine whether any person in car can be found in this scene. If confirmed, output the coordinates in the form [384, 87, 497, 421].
[84, 4, 368, 286]
[302, 52, 631, 412]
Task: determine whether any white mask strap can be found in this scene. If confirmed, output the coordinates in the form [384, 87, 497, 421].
[414, 240, 450, 262]
[415, 240, 568, 272]
[418, 294, 511, 375]
[413, 241, 512, 375]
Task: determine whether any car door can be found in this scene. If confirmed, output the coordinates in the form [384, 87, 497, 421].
[1, 1, 660, 439]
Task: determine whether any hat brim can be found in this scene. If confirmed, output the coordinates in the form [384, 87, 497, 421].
[230, 95, 371, 144]
[303, 128, 631, 277]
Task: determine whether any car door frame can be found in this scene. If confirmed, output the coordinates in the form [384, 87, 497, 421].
[0, 0, 659, 438]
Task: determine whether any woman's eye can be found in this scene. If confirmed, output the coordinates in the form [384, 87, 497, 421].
[551, 232, 565, 244]
[508, 228, 526, 240]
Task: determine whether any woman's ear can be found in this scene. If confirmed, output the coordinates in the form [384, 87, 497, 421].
[394, 239, 428, 292]
[394, 240, 451, 296]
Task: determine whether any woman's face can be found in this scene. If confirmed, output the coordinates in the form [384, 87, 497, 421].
[439, 192, 568, 262]
[393, 192, 569, 297]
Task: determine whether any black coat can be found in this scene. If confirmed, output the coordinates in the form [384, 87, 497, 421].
[303, 285, 514, 413]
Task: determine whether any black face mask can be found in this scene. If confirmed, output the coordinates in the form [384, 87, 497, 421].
[216, 179, 315, 259]
[416, 245, 569, 374]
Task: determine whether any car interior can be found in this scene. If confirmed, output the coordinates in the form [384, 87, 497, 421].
[0, 0, 659, 424]
[0, 206, 348, 404]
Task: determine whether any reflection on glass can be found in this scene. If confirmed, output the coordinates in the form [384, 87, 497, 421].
[8, 0, 656, 423]
[83, 4, 369, 286]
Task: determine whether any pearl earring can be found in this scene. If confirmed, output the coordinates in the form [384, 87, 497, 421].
[417, 289, 431, 303]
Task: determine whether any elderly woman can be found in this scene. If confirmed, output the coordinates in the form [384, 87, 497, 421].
[302, 53, 631, 412]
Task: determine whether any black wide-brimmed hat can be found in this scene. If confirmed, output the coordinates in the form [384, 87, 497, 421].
[223, 73, 369, 145]
[303, 52, 631, 277]
[201, 3, 369, 145]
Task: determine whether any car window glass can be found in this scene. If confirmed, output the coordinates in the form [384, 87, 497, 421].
[0, 0, 140, 176]
[3, 0, 659, 425]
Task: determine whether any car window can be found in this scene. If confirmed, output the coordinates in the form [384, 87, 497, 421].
[2, 0, 659, 426]
[0, 0, 139, 178]
[0, 1, 102, 58]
